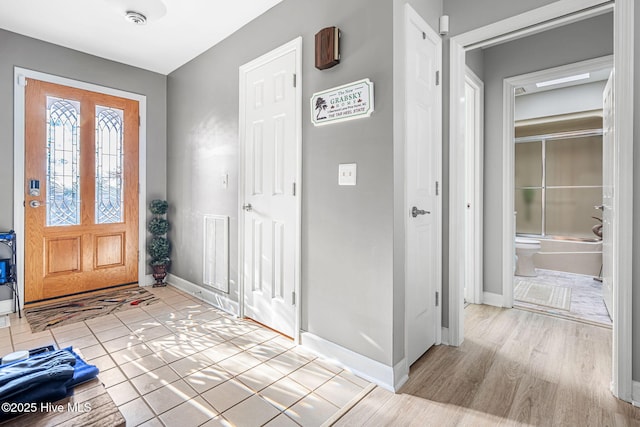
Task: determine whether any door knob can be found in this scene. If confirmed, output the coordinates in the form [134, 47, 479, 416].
[242, 203, 253, 212]
[29, 200, 42, 208]
[594, 205, 604, 211]
[411, 206, 430, 217]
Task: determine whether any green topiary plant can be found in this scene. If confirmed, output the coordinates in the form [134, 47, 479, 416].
[148, 199, 170, 286]
[149, 199, 169, 216]
[147, 217, 169, 236]
[148, 237, 170, 265]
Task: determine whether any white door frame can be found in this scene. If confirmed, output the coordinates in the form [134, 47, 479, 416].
[464, 67, 484, 305]
[448, 0, 633, 402]
[12, 68, 148, 310]
[502, 55, 613, 306]
[238, 37, 303, 342]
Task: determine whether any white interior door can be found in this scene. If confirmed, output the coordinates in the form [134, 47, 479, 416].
[241, 42, 300, 338]
[601, 72, 613, 318]
[463, 70, 484, 305]
[405, 6, 442, 366]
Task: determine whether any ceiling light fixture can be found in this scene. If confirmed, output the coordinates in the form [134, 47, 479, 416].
[535, 73, 590, 88]
[125, 11, 147, 25]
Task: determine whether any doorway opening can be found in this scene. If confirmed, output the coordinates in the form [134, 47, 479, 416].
[509, 56, 613, 327]
[449, 0, 634, 401]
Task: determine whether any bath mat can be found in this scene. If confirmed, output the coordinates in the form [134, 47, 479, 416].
[24, 287, 159, 332]
[514, 280, 572, 311]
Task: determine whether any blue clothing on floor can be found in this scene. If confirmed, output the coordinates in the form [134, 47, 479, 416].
[0, 346, 99, 421]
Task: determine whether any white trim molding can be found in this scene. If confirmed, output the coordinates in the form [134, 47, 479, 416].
[167, 274, 239, 317]
[13, 68, 147, 309]
[142, 274, 155, 287]
[440, 327, 450, 346]
[448, 0, 633, 402]
[611, 0, 634, 402]
[482, 292, 504, 308]
[0, 300, 14, 316]
[301, 331, 409, 392]
[633, 381, 640, 407]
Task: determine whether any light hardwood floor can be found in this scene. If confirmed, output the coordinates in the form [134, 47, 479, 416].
[335, 304, 640, 426]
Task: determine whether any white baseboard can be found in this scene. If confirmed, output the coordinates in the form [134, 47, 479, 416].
[167, 274, 239, 317]
[393, 358, 409, 391]
[142, 274, 155, 287]
[0, 299, 14, 316]
[441, 327, 450, 345]
[483, 291, 504, 307]
[300, 331, 407, 392]
[633, 381, 640, 407]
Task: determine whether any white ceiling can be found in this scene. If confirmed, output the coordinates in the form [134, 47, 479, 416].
[0, 0, 283, 75]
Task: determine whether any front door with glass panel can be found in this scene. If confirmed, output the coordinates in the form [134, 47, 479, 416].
[24, 79, 139, 303]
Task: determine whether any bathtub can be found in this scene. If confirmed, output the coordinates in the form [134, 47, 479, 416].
[518, 236, 603, 276]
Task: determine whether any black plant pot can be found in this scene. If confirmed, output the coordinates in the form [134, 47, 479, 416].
[152, 264, 168, 287]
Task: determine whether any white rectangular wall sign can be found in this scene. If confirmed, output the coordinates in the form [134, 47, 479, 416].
[311, 78, 374, 126]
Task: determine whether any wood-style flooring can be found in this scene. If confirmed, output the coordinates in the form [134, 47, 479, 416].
[335, 304, 640, 426]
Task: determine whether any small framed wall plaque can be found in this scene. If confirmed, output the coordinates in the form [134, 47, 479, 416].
[315, 27, 341, 70]
[311, 78, 374, 126]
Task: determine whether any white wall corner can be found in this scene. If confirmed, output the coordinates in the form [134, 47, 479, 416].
[167, 274, 239, 317]
[301, 331, 401, 392]
[441, 327, 450, 345]
[633, 381, 640, 407]
[482, 292, 504, 308]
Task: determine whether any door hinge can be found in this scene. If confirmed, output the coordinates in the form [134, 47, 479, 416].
[435, 291, 439, 307]
[137, 251, 140, 262]
[138, 183, 140, 194]
[292, 182, 296, 196]
[436, 181, 439, 196]
[436, 71, 440, 86]
[138, 115, 141, 127]
[291, 291, 296, 305]
[293, 74, 297, 88]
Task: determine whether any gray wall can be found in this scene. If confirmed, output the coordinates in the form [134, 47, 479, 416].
[0, 29, 167, 301]
[168, 0, 397, 365]
[465, 49, 484, 80]
[481, 13, 613, 294]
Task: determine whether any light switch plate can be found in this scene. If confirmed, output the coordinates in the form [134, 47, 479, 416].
[338, 163, 357, 186]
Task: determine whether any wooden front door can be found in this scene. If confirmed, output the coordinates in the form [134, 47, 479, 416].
[24, 79, 139, 303]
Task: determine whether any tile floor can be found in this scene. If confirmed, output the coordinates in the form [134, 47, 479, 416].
[514, 268, 612, 326]
[1, 286, 370, 426]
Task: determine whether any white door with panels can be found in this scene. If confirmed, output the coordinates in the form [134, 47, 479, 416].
[240, 40, 300, 338]
[405, 6, 442, 366]
[463, 69, 484, 305]
[601, 72, 613, 318]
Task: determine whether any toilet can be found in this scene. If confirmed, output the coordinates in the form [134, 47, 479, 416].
[515, 237, 541, 277]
